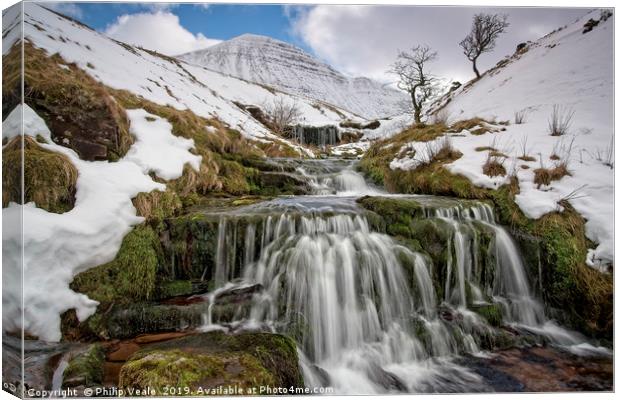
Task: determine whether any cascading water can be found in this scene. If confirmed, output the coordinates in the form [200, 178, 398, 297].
[195, 161, 609, 393]
[292, 159, 383, 196]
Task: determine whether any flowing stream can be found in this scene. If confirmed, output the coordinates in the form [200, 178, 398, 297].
[194, 159, 610, 393]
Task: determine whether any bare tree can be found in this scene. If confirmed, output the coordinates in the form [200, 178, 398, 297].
[263, 96, 302, 135]
[389, 45, 437, 124]
[460, 13, 509, 78]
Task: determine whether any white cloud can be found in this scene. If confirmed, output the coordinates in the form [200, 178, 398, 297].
[290, 5, 584, 84]
[104, 11, 220, 56]
[45, 2, 83, 18]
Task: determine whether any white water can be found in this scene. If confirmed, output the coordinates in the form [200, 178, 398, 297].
[294, 159, 383, 196]
[196, 163, 607, 393]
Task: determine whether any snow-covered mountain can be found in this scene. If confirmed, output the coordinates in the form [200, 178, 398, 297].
[3, 5, 378, 148]
[179, 34, 409, 120]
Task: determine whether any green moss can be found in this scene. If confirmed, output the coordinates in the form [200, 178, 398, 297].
[120, 350, 276, 395]
[156, 280, 193, 299]
[120, 332, 303, 394]
[62, 344, 105, 388]
[71, 225, 161, 305]
[356, 196, 423, 238]
[472, 303, 503, 327]
[2, 136, 77, 213]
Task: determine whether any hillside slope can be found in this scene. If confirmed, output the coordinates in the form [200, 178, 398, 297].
[179, 34, 409, 119]
[395, 10, 614, 270]
[4, 4, 369, 149]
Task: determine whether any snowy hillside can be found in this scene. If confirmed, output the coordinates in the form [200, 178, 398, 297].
[179, 34, 409, 120]
[394, 10, 614, 270]
[3, 4, 368, 150]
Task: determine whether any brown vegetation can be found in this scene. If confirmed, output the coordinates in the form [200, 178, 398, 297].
[2, 136, 78, 213]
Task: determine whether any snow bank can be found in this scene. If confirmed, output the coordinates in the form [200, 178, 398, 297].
[2, 105, 200, 341]
[393, 10, 614, 270]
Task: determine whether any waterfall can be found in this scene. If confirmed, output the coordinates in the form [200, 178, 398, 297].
[429, 202, 545, 326]
[201, 210, 500, 391]
[195, 177, 608, 392]
[294, 159, 383, 196]
[291, 125, 341, 148]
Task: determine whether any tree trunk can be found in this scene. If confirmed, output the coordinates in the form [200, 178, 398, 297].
[413, 107, 422, 124]
[411, 92, 421, 124]
[472, 57, 480, 79]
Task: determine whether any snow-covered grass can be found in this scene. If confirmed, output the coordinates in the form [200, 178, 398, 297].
[2, 105, 200, 341]
[391, 10, 613, 270]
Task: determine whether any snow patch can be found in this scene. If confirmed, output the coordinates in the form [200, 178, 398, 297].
[2, 105, 199, 341]
[125, 109, 202, 180]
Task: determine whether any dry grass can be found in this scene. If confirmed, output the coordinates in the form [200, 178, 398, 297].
[2, 136, 78, 213]
[514, 109, 528, 124]
[10, 42, 133, 160]
[475, 146, 495, 152]
[548, 104, 575, 136]
[482, 155, 507, 177]
[112, 89, 269, 196]
[517, 155, 536, 162]
[533, 163, 570, 187]
[392, 123, 448, 143]
[132, 189, 182, 227]
[489, 150, 507, 158]
[449, 117, 496, 135]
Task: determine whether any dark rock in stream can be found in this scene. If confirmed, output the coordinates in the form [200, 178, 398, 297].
[257, 171, 312, 195]
[458, 346, 613, 392]
[96, 284, 262, 339]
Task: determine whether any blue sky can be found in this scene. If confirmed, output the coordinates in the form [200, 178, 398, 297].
[44, 2, 585, 83]
[50, 3, 312, 51]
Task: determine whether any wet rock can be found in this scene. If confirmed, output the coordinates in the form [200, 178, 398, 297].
[119, 331, 304, 394]
[87, 283, 261, 339]
[459, 346, 612, 392]
[107, 342, 140, 362]
[368, 366, 408, 392]
[257, 171, 311, 195]
[62, 344, 105, 389]
[134, 332, 189, 344]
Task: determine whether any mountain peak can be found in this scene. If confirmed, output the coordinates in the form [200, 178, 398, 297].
[179, 34, 407, 119]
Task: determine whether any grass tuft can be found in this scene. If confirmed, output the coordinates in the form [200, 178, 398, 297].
[2, 136, 78, 213]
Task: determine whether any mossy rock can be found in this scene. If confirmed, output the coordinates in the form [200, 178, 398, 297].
[69, 283, 259, 340]
[255, 171, 311, 196]
[471, 303, 503, 327]
[2, 136, 77, 213]
[356, 196, 424, 237]
[62, 344, 105, 389]
[70, 225, 161, 306]
[119, 332, 303, 394]
[164, 212, 269, 281]
[155, 280, 199, 299]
